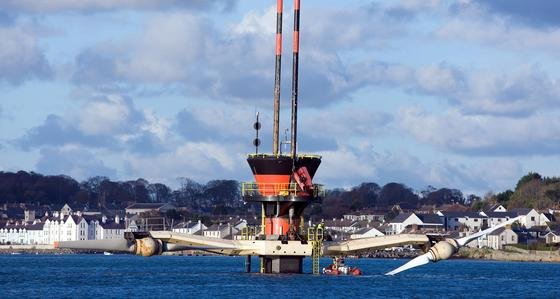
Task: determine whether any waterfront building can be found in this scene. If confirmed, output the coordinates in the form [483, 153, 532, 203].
[510, 208, 545, 228]
[386, 213, 423, 235]
[203, 223, 238, 239]
[486, 227, 518, 250]
[350, 226, 384, 239]
[172, 220, 207, 235]
[95, 215, 126, 239]
[125, 203, 175, 215]
[439, 211, 488, 232]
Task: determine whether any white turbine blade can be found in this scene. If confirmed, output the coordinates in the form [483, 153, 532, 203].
[457, 216, 520, 247]
[385, 252, 433, 276]
[56, 239, 134, 252]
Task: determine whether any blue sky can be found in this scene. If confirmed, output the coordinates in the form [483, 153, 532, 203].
[1, 0, 560, 196]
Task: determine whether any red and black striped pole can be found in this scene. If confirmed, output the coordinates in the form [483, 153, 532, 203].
[272, 0, 283, 156]
[290, 0, 300, 160]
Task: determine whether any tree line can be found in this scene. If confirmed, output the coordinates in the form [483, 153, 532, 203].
[1, 170, 558, 219]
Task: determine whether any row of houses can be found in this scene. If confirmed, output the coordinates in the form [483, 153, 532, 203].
[328, 205, 558, 250]
[0, 214, 127, 245]
[0, 202, 253, 245]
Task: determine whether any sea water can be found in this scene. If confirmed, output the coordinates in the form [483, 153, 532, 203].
[1, 255, 559, 298]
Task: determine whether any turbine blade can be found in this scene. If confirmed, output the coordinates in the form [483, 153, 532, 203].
[55, 239, 134, 253]
[385, 252, 432, 276]
[457, 216, 520, 247]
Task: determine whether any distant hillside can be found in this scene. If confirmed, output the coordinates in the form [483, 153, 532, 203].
[0, 171, 243, 215]
[475, 172, 560, 211]
[1, 170, 558, 219]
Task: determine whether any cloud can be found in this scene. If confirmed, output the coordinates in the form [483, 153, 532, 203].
[299, 108, 393, 146]
[18, 114, 118, 150]
[351, 61, 560, 117]
[0, 0, 237, 14]
[18, 94, 169, 156]
[0, 10, 16, 25]
[438, 3, 560, 53]
[399, 107, 560, 156]
[36, 146, 117, 180]
[315, 143, 523, 194]
[0, 26, 51, 84]
[124, 141, 243, 186]
[76, 94, 145, 135]
[472, 0, 560, 28]
[69, 4, 425, 107]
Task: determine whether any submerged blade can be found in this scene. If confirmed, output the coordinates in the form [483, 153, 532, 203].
[55, 239, 134, 253]
[457, 216, 520, 247]
[385, 252, 432, 276]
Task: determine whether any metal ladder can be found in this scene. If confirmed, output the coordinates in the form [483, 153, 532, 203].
[308, 226, 323, 275]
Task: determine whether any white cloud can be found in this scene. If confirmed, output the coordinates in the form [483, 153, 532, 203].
[437, 3, 560, 53]
[0, 26, 51, 84]
[315, 143, 520, 194]
[36, 145, 117, 180]
[125, 141, 242, 185]
[399, 107, 560, 156]
[77, 95, 139, 135]
[0, 0, 236, 13]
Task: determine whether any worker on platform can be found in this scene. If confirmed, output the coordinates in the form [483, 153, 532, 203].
[317, 220, 324, 232]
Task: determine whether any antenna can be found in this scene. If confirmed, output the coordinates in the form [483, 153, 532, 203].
[280, 128, 291, 155]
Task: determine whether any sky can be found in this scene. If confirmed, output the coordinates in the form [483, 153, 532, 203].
[1, 0, 560, 196]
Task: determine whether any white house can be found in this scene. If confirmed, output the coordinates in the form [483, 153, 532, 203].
[96, 216, 126, 239]
[545, 231, 560, 244]
[203, 223, 238, 239]
[486, 227, 518, 250]
[343, 212, 385, 222]
[486, 204, 507, 213]
[0, 221, 46, 245]
[26, 222, 45, 244]
[173, 220, 207, 235]
[125, 203, 175, 215]
[324, 219, 360, 234]
[387, 213, 423, 235]
[510, 208, 542, 228]
[350, 227, 384, 239]
[441, 212, 487, 232]
[481, 211, 518, 228]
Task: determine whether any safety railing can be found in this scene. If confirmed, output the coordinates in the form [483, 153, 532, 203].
[241, 226, 258, 240]
[247, 153, 322, 159]
[241, 182, 325, 198]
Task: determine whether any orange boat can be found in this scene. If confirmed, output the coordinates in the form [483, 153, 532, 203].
[322, 257, 362, 276]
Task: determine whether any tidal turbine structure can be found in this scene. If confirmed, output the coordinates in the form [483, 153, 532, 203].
[242, 0, 323, 273]
[56, 0, 521, 276]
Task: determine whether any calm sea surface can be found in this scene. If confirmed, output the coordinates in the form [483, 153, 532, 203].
[1, 254, 559, 298]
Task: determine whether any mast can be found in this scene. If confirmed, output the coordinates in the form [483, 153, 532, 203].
[290, 0, 300, 160]
[272, 0, 283, 155]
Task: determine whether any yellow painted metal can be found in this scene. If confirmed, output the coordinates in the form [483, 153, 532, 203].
[247, 153, 322, 159]
[308, 225, 324, 275]
[261, 204, 265, 235]
[241, 227, 256, 240]
[300, 215, 304, 235]
[260, 256, 265, 273]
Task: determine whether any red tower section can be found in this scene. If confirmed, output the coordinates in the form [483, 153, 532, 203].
[245, 155, 322, 237]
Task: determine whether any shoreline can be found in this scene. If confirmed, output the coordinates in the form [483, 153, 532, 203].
[2, 245, 560, 263]
[456, 246, 560, 263]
